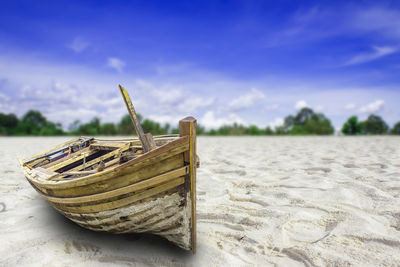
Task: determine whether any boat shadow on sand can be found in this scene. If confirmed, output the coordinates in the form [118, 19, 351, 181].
[42, 202, 193, 264]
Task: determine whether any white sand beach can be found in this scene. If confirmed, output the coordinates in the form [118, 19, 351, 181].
[1, 136, 400, 266]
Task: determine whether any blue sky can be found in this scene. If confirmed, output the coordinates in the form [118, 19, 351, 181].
[0, 0, 399, 131]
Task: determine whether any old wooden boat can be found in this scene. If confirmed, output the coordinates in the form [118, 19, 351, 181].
[19, 85, 198, 252]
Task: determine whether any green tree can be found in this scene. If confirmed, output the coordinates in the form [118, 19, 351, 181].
[290, 125, 308, 135]
[208, 129, 218, 135]
[68, 120, 81, 134]
[196, 124, 205, 135]
[362, 114, 388, 134]
[171, 127, 180, 134]
[303, 113, 334, 135]
[118, 114, 141, 135]
[142, 119, 168, 135]
[294, 107, 314, 125]
[282, 115, 294, 133]
[264, 126, 274, 135]
[391, 122, 400, 135]
[342, 116, 361, 135]
[284, 108, 334, 135]
[12, 110, 64, 135]
[39, 122, 64, 136]
[274, 125, 286, 135]
[76, 117, 101, 135]
[247, 125, 263, 135]
[0, 113, 19, 135]
[100, 123, 117, 135]
[17, 110, 47, 135]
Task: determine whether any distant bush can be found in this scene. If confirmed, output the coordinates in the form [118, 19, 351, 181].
[391, 122, 400, 135]
[0, 113, 19, 135]
[362, 114, 388, 135]
[280, 108, 334, 135]
[342, 116, 361, 135]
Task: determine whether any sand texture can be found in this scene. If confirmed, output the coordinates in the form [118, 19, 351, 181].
[1, 136, 400, 266]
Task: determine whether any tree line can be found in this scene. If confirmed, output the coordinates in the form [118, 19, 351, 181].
[0, 108, 399, 136]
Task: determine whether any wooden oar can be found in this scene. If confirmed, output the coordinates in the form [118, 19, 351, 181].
[119, 85, 154, 153]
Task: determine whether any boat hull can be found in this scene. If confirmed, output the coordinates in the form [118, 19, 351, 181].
[21, 117, 198, 252]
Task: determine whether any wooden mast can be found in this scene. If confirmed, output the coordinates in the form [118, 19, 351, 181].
[179, 116, 197, 254]
[119, 85, 153, 152]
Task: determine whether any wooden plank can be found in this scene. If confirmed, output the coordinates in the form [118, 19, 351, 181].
[57, 157, 121, 178]
[61, 170, 97, 176]
[65, 143, 130, 173]
[43, 166, 189, 204]
[94, 136, 178, 147]
[119, 85, 152, 152]
[48, 152, 184, 197]
[90, 142, 130, 150]
[27, 136, 189, 191]
[48, 149, 97, 172]
[43, 147, 90, 169]
[145, 133, 157, 150]
[31, 167, 59, 180]
[94, 134, 179, 142]
[51, 177, 185, 213]
[23, 137, 81, 163]
[179, 116, 197, 254]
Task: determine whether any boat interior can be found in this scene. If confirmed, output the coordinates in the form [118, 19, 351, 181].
[22, 135, 181, 182]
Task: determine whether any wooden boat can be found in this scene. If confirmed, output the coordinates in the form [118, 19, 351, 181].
[19, 86, 199, 252]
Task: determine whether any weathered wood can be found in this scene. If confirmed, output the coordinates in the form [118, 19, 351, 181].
[43, 147, 91, 169]
[62, 170, 97, 176]
[23, 137, 81, 163]
[32, 149, 186, 198]
[90, 142, 130, 150]
[21, 124, 196, 252]
[62, 157, 120, 177]
[42, 166, 189, 204]
[119, 85, 152, 152]
[29, 136, 189, 191]
[179, 116, 197, 254]
[94, 136, 178, 147]
[51, 177, 185, 213]
[31, 167, 59, 180]
[48, 149, 98, 172]
[66, 143, 130, 173]
[94, 134, 178, 142]
[145, 133, 157, 150]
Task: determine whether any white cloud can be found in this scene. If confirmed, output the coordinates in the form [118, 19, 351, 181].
[352, 7, 400, 39]
[0, 92, 10, 102]
[0, 52, 399, 131]
[265, 104, 279, 110]
[200, 111, 245, 129]
[267, 6, 400, 49]
[107, 57, 126, 72]
[178, 96, 215, 113]
[152, 88, 182, 105]
[294, 100, 323, 112]
[344, 46, 398, 66]
[228, 88, 265, 112]
[268, 117, 284, 128]
[136, 79, 215, 115]
[345, 103, 356, 110]
[359, 99, 384, 114]
[295, 100, 309, 110]
[147, 114, 183, 126]
[68, 37, 90, 53]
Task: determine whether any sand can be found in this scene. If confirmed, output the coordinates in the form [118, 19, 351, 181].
[1, 136, 400, 266]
